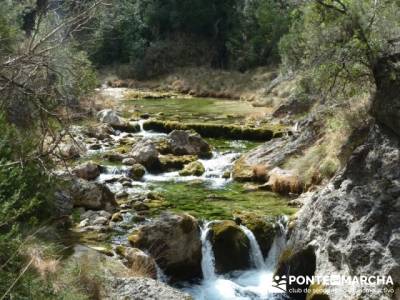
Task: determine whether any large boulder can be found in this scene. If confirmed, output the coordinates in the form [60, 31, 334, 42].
[131, 139, 161, 172]
[179, 161, 205, 176]
[97, 109, 139, 133]
[128, 213, 202, 281]
[159, 154, 197, 172]
[168, 130, 212, 158]
[209, 220, 251, 274]
[70, 178, 117, 211]
[84, 123, 115, 140]
[72, 162, 101, 180]
[287, 125, 400, 300]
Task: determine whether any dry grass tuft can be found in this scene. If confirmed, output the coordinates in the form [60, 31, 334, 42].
[267, 168, 303, 195]
[252, 164, 268, 182]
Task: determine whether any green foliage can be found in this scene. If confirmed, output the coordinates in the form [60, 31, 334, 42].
[86, 0, 292, 76]
[279, 0, 400, 98]
[0, 115, 55, 299]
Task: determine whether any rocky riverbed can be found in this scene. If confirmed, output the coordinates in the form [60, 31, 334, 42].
[53, 87, 301, 299]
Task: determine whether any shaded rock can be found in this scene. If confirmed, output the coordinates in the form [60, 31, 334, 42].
[70, 178, 117, 211]
[72, 162, 101, 180]
[272, 94, 315, 118]
[179, 161, 205, 176]
[58, 142, 83, 159]
[168, 130, 212, 158]
[131, 139, 161, 172]
[127, 164, 146, 180]
[210, 220, 250, 274]
[128, 213, 201, 281]
[54, 190, 73, 217]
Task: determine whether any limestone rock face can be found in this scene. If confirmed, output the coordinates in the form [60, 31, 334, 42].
[128, 213, 202, 281]
[286, 125, 400, 300]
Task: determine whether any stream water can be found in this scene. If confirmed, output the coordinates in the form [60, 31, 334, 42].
[183, 217, 289, 300]
[77, 94, 295, 299]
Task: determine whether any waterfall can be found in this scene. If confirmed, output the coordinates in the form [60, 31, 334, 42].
[239, 225, 265, 270]
[156, 263, 169, 282]
[265, 216, 288, 270]
[200, 222, 217, 281]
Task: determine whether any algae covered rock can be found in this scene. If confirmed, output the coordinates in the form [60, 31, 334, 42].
[159, 154, 198, 172]
[128, 213, 202, 281]
[179, 161, 205, 176]
[210, 220, 250, 274]
[234, 212, 276, 257]
[127, 164, 146, 180]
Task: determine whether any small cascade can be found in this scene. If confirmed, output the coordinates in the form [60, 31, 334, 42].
[200, 222, 217, 281]
[156, 263, 169, 282]
[265, 216, 288, 270]
[135, 119, 166, 138]
[239, 225, 265, 270]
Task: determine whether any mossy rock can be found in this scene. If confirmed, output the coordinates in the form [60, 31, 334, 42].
[275, 246, 317, 300]
[128, 164, 146, 180]
[143, 120, 280, 141]
[210, 220, 250, 274]
[306, 284, 330, 300]
[159, 154, 198, 172]
[111, 122, 140, 133]
[179, 161, 205, 176]
[234, 212, 276, 257]
[232, 157, 254, 182]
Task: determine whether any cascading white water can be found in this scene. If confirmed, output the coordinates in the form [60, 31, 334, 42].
[265, 216, 288, 270]
[200, 222, 217, 281]
[184, 218, 289, 300]
[239, 225, 265, 270]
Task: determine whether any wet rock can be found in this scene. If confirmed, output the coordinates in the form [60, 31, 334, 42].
[233, 213, 276, 257]
[127, 164, 146, 180]
[72, 161, 101, 180]
[168, 130, 212, 158]
[210, 220, 250, 274]
[133, 202, 149, 211]
[131, 139, 161, 172]
[159, 154, 197, 171]
[179, 161, 205, 176]
[128, 213, 202, 281]
[102, 152, 126, 162]
[70, 178, 117, 211]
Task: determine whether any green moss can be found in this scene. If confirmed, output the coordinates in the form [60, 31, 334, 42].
[146, 181, 297, 219]
[143, 120, 283, 141]
[179, 161, 205, 176]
